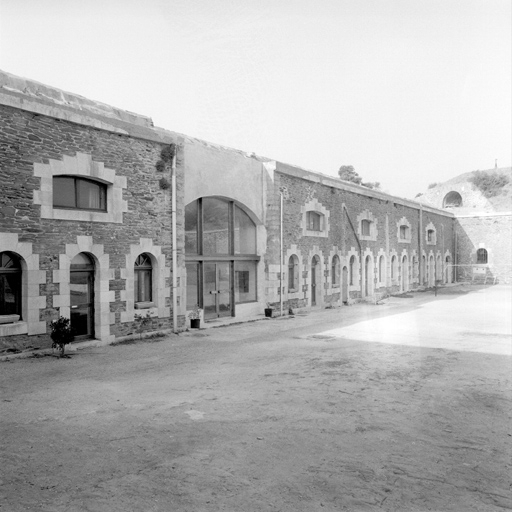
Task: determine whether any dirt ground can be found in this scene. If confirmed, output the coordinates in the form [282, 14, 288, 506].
[1, 285, 511, 512]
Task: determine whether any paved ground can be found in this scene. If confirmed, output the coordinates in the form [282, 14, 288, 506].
[1, 285, 511, 511]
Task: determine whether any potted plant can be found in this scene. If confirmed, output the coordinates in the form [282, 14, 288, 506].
[189, 305, 202, 329]
[49, 316, 74, 357]
[264, 303, 274, 318]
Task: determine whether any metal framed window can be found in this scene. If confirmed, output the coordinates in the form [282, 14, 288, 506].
[53, 176, 107, 211]
[306, 211, 322, 231]
[0, 252, 22, 319]
[476, 248, 488, 264]
[134, 253, 152, 303]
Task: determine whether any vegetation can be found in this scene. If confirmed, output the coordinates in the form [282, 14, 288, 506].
[469, 171, 510, 198]
[134, 311, 153, 339]
[50, 317, 74, 357]
[428, 183, 438, 189]
[338, 165, 381, 190]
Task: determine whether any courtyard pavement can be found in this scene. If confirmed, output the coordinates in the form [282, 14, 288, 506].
[1, 284, 511, 511]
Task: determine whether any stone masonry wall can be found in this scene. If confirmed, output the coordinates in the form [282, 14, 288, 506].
[0, 104, 184, 351]
[265, 167, 454, 311]
[455, 215, 512, 284]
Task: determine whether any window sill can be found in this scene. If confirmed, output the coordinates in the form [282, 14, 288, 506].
[0, 314, 20, 324]
[0, 321, 28, 336]
[135, 301, 155, 309]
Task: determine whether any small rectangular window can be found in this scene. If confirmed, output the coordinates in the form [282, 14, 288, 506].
[307, 211, 322, 231]
[234, 261, 256, 303]
[361, 219, 371, 236]
[427, 230, 434, 242]
[400, 226, 407, 239]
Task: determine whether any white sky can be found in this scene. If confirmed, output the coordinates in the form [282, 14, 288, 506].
[1, 0, 510, 199]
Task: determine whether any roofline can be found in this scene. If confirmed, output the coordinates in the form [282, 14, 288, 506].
[275, 162, 454, 218]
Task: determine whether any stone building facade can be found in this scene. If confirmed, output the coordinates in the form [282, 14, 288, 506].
[418, 168, 512, 284]
[1, 71, 455, 352]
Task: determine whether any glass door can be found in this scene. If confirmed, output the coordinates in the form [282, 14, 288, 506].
[203, 262, 232, 319]
[70, 253, 95, 339]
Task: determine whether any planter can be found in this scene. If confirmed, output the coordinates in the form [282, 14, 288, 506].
[190, 318, 201, 329]
[264, 308, 274, 318]
[0, 314, 20, 324]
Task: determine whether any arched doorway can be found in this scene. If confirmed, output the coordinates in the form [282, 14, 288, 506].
[402, 255, 408, 292]
[311, 255, 320, 306]
[342, 266, 348, 304]
[445, 256, 452, 284]
[429, 255, 435, 287]
[364, 255, 373, 297]
[70, 253, 95, 339]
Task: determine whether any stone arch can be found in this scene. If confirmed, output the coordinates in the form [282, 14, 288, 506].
[53, 236, 114, 342]
[443, 191, 463, 208]
[362, 250, 374, 298]
[0, 233, 46, 337]
[121, 238, 170, 323]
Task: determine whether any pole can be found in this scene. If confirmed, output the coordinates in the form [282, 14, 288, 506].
[171, 146, 178, 333]
[280, 193, 283, 317]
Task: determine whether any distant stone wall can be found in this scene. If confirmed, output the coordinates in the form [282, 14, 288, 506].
[455, 215, 512, 284]
[264, 165, 454, 311]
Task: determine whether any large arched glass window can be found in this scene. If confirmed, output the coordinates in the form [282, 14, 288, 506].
[185, 198, 259, 311]
[476, 248, 488, 264]
[288, 255, 299, 291]
[134, 253, 152, 304]
[0, 252, 22, 319]
[331, 255, 340, 286]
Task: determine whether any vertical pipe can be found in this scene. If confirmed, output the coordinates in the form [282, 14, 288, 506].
[280, 193, 283, 317]
[171, 146, 178, 333]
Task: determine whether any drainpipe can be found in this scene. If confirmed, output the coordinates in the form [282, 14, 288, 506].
[342, 204, 362, 293]
[419, 204, 423, 285]
[171, 146, 178, 333]
[441, 223, 445, 284]
[454, 220, 457, 283]
[280, 193, 283, 316]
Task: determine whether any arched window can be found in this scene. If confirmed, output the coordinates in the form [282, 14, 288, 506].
[288, 255, 299, 291]
[0, 252, 22, 319]
[443, 191, 463, 208]
[331, 255, 340, 286]
[349, 256, 356, 285]
[391, 256, 397, 280]
[53, 176, 107, 211]
[476, 248, 488, 264]
[135, 253, 153, 304]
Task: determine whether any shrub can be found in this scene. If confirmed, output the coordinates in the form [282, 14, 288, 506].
[469, 171, 510, 198]
[50, 317, 74, 357]
[428, 183, 438, 189]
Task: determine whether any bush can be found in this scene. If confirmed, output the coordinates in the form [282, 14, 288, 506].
[50, 317, 74, 357]
[469, 171, 510, 198]
[428, 183, 438, 189]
